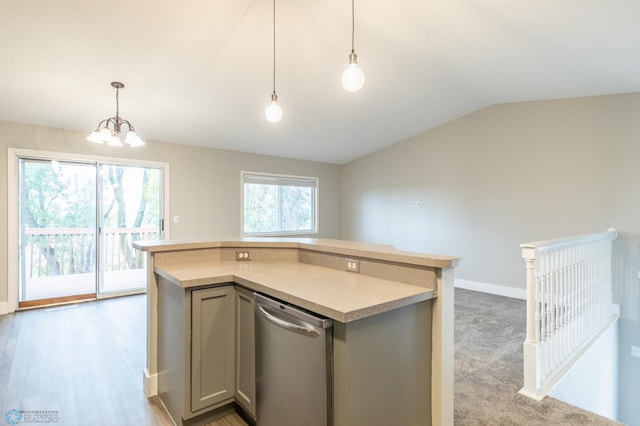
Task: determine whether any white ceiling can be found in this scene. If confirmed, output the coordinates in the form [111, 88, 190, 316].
[1, 0, 640, 164]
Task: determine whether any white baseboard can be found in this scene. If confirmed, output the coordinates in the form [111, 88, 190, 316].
[455, 279, 526, 300]
[143, 368, 158, 398]
[0, 302, 8, 316]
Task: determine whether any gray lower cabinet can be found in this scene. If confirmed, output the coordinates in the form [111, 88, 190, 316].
[191, 285, 236, 412]
[157, 278, 256, 425]
[157, 276, 432, 425]
[234, 286, 256, 418]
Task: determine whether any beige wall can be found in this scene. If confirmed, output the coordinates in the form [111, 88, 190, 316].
[341, 92, 640, 292]
[0, 121, 342, 306]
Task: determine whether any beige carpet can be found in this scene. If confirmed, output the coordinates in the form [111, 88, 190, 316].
[454, 288, 622, 425]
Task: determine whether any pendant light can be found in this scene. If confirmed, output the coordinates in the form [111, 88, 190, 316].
[87, 82, 145, 147]
[265, 0, 283, 123]
[342, 0, 365, 92]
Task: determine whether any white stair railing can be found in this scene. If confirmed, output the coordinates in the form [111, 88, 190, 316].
[519, 228, 619, 400]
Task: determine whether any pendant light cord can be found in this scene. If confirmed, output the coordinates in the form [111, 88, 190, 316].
[350, 0, 355, 53]
[272, 0, 277, 94]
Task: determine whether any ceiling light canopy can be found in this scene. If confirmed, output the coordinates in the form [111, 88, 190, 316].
[342, 0, 365, 92]
[87, 82, 145, 147]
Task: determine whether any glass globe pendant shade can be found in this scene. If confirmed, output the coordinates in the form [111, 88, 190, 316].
[342, 52, 365, 92]
[265, 93, 283, 123]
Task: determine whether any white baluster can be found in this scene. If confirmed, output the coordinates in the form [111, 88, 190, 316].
[519, 229, 618, 400]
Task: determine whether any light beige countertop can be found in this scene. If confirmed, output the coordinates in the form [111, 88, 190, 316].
[136, 238, 459, 323]
[154, 260, 435, 323]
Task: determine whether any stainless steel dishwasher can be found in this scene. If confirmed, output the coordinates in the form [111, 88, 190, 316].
[254, 292, 333, 426]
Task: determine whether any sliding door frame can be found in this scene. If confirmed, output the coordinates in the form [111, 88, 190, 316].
[7, 147, 170, 313]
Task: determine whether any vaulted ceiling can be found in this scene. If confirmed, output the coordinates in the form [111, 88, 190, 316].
[1, 0, 639, 164]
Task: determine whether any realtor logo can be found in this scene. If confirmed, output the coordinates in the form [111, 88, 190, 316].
[5, 410, 22, 425]
[4, 409, 59, 424]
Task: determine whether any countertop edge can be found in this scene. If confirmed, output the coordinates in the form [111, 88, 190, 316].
[135, 238, 460, 269]
[154, 265, 436, 323]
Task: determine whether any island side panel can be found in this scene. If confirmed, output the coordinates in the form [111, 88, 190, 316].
[145, 251, 158, 397]
[432, 267, 455, 426]
[333, 300, 432, 426]
[156, 275, 190, 422]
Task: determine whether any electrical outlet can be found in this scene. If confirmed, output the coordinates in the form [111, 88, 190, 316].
[236, 250, 251, 261]
[345, 258, 360, 273]
[631, 346, 640, 358]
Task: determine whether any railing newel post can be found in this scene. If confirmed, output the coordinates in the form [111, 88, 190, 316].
[522, 245, 537, 344]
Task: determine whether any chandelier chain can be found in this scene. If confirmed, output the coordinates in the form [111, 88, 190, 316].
[115, 87, 120, 119]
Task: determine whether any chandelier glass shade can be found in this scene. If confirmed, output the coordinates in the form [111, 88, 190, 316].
[87, 82, 145, 147]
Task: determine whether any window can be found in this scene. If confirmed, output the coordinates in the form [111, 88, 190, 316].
[242, 172, 318, 236]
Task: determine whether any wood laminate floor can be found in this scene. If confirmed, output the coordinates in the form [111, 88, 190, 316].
[0, 296, 174, 426]
[206, 412, 248, 426]
[0, 295, 248, 426]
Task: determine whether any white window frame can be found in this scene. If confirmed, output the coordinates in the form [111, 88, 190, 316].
[241, 171, 319, 237]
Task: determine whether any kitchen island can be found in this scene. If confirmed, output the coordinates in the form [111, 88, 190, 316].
[134, 238, 459, 426]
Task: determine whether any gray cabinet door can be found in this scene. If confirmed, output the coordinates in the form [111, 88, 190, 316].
[234, 286, 256, 417]
[191, 286, 235, 412]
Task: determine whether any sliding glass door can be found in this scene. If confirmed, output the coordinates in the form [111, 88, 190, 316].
[18, 157, 163, 307]
[98, 164, 161, 294]
[18, 159, 97, 306]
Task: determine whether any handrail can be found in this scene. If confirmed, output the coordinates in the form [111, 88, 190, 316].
[520, 227, 618, 255]
[23, 227, 158, 235]
[22, 227, 159, 278]
[519, 228, 619, 400]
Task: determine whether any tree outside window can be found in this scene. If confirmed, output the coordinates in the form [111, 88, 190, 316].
[242, 172, 318, 236]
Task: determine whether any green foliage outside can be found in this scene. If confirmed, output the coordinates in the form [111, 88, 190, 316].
[244, 183, 314, 234]
[21, 160, 160, 276]
[22, 161, 96, 229]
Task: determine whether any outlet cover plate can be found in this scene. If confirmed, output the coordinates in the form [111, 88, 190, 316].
[236, 250, 251, 261]
[345, 258, 360, 273]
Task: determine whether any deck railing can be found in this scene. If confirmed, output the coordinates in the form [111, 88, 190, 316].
[519, 228, 619, 400]
[22, 227, 160, 278]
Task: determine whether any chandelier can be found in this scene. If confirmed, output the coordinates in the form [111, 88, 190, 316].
[87, 82, 145, 147]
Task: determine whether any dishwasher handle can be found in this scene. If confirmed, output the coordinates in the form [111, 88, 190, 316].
[256, 304, 321, 337]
